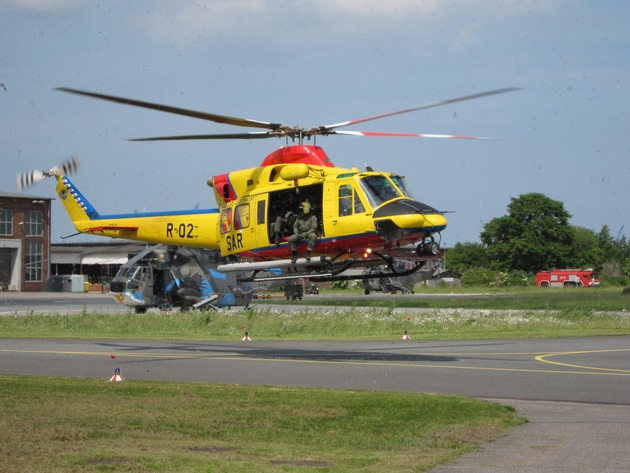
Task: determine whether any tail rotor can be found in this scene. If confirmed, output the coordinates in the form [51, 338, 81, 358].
[17, 155, 80, 190]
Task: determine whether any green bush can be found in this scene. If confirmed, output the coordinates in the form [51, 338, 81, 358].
[330, 280, 349, 290]
[462, 268, 498, 286]
[462, 268, 533, 287]
[504, 270, 532, 287]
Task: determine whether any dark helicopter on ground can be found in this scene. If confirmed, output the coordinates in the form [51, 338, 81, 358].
[109, 245, 273, 312]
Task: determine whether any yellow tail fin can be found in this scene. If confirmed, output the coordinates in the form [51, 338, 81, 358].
[55, 175, 99, 227]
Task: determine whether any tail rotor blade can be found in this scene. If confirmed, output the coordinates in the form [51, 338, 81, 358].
[17, 170, 45, 190]
[16, 155, 81, 190]
[50, 155, 81, 177]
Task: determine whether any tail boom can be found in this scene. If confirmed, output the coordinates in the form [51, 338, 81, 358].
[56, 176, 221, 248]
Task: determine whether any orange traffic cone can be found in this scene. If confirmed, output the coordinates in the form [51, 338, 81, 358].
[242, 331, 251, 341]
[109, 367, 125, 382]
[401, 330, 411, 340]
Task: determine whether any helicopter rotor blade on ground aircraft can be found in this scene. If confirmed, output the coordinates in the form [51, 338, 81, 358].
[17, 155, 80, 190]
[56, 86, 519, 143]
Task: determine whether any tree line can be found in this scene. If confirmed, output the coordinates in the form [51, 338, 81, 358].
[445, 193, 629, 286]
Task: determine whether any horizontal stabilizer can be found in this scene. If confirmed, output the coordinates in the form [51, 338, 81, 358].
[85, 225, 139, 232]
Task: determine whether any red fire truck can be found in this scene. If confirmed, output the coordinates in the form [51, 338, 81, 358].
[536, 269, 600, 288]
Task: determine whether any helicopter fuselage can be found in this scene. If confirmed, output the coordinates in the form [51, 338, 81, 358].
[56, 145, 446, 260]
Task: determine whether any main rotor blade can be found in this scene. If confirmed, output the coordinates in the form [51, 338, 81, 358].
[55, 87, 281, 131]
[332, 130, 497, 140]
[56, 86, 518, 143]
[323, 87, 520, 130]
[129, 132, 275, 141]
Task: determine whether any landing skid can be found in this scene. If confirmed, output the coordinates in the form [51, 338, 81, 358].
[311, 254, 426, 283]
[192, 294, 220, 311]
[234, 250, 432, 284]
[236, 255, 356, 283]
[218, 257, 335, 272]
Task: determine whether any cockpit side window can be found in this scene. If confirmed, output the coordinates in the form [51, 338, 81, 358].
[338, 184, 366, 216]
[353, 190, 365, 213]
[140, 267, 151, 282]
[339, 184, 352, 216]
[359, 176, 401, 208]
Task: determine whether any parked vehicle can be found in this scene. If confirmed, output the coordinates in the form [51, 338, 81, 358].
[305, 284, 319, 295]
[284, 283, 304, 300]
[536, 269, 600, 288]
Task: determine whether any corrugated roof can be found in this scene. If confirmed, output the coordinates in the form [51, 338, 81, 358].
[0, 191, 53, 200]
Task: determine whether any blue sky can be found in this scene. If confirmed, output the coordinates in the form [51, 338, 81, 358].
[1, 0, 628, 246]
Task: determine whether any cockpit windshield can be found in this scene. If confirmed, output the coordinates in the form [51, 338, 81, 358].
[391, 175, 414, 198]
[359, 175, 402, 208]
[118, 265, 141, 279]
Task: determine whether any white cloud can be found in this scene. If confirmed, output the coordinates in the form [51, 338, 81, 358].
[129, 0, 561, 55]
[3, 0, 83, 10]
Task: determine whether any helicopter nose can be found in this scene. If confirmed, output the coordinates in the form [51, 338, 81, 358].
[423, 212, 448, 231]
[372, 199, 447, 232]
[372, 199, 448, 242]
[403, 211, 447, 233]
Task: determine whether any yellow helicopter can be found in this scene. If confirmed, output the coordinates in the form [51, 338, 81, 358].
[18, 87, 516, 283]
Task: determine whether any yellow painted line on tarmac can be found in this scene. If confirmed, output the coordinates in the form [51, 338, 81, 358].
[3, 347, 630, 377]
[0, 348, 240, 360]
[226, 355, 630, 377]
[535, 349, 630, 373]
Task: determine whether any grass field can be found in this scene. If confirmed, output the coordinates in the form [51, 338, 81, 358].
[288, 285, 630, 312]
[2, 287, 629, 340]
[0, 376, 524, 473]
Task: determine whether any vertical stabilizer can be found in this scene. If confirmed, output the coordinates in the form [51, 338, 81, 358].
[55, 176, 100, 224]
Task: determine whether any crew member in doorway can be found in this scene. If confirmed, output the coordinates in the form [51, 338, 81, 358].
[273, 193, 299, 244]
[288, 201, 318, 263]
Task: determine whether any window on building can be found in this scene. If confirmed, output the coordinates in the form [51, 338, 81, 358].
[0, 209, 12, 235]
[25, 240, 43, 282]
[25, 210, 43, 237]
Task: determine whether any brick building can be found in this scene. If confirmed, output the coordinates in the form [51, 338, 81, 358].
[0, 191, 52, 291]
